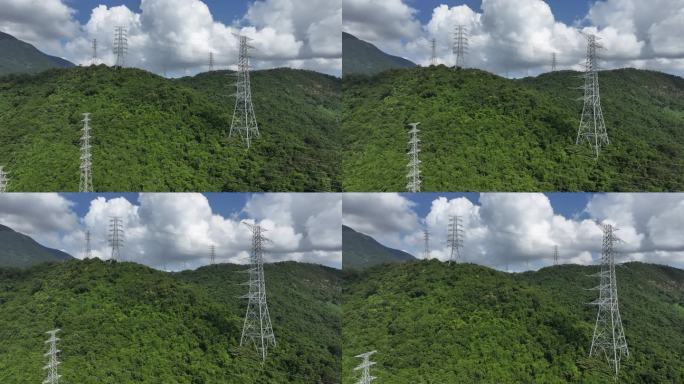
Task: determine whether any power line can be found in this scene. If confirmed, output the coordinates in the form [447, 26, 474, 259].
[453, 25, 469, 68]
[84, 230, 92, 259]
[354, 351, 377, 384]
[43, 329, 61, 384]
[0, 165, 8, 192]
[423, 228, 431, 260]
[589, 223, 629, 379]
[576, 33, 609, 159]
[229, 34, 260, 148]
[113, 26, 128, 68]
[406, 122, 422, 192]
[108, 217, 124, 261]
[79, 113, 93, 192]
[240, 222, 276, 362]
[447, 215, 464, 264]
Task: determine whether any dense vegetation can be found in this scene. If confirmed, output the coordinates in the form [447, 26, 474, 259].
[342, 225, 415, 270]
[343, 260, 684, 383]
[0, 224, 72, 268]
[0, 65, 341, 191]
[342, 33, 416, 76]
[0, 259, 342, 383]
[342, 66, 684, 191]
[0, 31, 73, 76]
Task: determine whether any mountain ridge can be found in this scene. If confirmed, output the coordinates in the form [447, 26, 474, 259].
[0, 223, 73, 268]
[342, 32, 416, 76]
[342, 225, 416, 270]
[0, 31, 74, 76]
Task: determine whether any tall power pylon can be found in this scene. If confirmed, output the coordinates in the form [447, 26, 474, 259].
[576, 34, 609, 158]
[406, 122, 422, 192]
[430, 38, 437, 66]
[229, 34, 260, 148]
[552, 52, 557, 72]
[0, 165, 8, 192]
[590, 223, 629, 378]
[108, 217, 124, 261]
[209, 51, 215, 71]
[210, 244, 216, 264]
[43, 329, 61, 384]
[79, 113, 93, 193]
[453, 25, 469, 67]
[553, 245, 559, 266]
[354, 351, 377, 384]
[240, 222, 276, 361]
[113, 26, 128, 68]
[92, 38, 98, 65]
[423, 228, 431, 260]
[447, 215, 464, 264]
[84, 230, 92, 259]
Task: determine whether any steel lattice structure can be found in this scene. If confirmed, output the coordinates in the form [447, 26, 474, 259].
[576, 34, 609, 158]
[108, 217, 124, 261]
[447, 215, 464, 264]
[79, 113, 93, 192]
[406, 122, 422, 192]
[240, 222, 276, 361]
[0, 165, 8, 192]
[590, 223, 629, 378]
[553, 245, 559, 266]
[423, 228, 431, 260]
[552, 52, 557, 72]
[230, 35, 260, 148]
[209, 51, 215, 72]
[92, 38, 98, 65]
[84, 230, 92, 259]
[43, 329, 61, 384]
[113, 26, 128, 68]
[210, 244, 216, 264]
[430, 38, 437, 66]
[354, 351, 377, 384]
[453, 25, 469, 67]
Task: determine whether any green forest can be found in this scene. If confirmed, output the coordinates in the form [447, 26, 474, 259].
[0, 259, 342, 383]
[343, 260, 684, 383]
[342, 66, 684, 191]
[0, 65, 341, 191]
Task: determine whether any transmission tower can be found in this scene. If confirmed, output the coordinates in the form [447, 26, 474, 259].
[113, 26, 128, 68]
[423, 228, 431, 260]
[590, 223, 629, 378]
[108, 217, 124, 261]
[354, 351, 377, 384]
[576, 34, 609, 158]
[406, 122, 422, 192]
[553, 245, 559, 266]
[453, 25, 469, 67]
[552, 52, 557, 72]
[209, 51, 215, 71]
[79, 113, 93, 192]
[447, 215, 464, 264]
[240, 222, 276, 361]
[210, 244, 216, 264]
[43, 329, 61, 384]
[430, 38, 437, 66]
[84, 230, 92, 259]
[0, 165, 8, 192]
[91, 38, 98, 65]
[229, 34, 260, 148]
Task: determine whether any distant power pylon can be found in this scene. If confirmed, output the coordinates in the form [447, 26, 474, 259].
[447, 215, 464, 264]
[240, 222, 276, 361]
[453, 25, 469, 67]
[590, 223, 629, 378]
[354, 351, 377, 384]
[108, 217, 124, 261]
[209, 51, 215, 72]
[84, 230, 92, 259]
[79, 113, 93, 192]
[0, 165, 8, 192]
[553, 245, 559, 266]
[210, 244, 216, 264]
[229, 34, 260, 148]
[576, 34, 609, 158]
[113, 26, 128, 68]
[423, 228, 431, 260]
[430, 38, 437, 66]
[552, 52, 557, 72]
[91, 38, 98, 65]
[43, 329, 61, 384]
[406, 122, 422, 192]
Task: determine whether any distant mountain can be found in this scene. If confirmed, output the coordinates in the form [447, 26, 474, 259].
[342, 32, 416, 76]
[0, 31, 74, 76]
[0, 224, 72, 267]
[342, 225, 415, 270]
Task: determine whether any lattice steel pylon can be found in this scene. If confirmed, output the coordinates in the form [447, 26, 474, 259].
[453, 25, 468, 67]
[576, 34, 609, 158]
[447, 215, 464, 264]
[553, 245, 559, 266]
[423, 228, 431, 260]
[92, 38, 98, 65]
[43, 329, 61, 384]
[240, 222, 276, 361]
[79, 113, 93, 192]
[354, 351, 377, 384]
[108, 217, 124, 261]
[406, 122, 422, 192]
[229, 34, 260, 148]
[590, 223, 629, 378]
[552, 52, 557, 72]
[84, 230, 92, 259]
[0, 165, 8, 192]
[113, 26, 128, 68]
[210, 244, 216, 264]
[430, 38, 437, 66]
[209, 51, 215, 72]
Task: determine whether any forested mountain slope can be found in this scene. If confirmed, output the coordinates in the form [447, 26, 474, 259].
[342, 66, 684, 191]
[0, 66, 341, 191]
[0, 259, 342, 383]
[343, 260, 684, 383]
[342, 33, 416, 76]
[0, 31, 74, 76]
[342, 225, 415, 270]
[0, 224, 72, 268]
